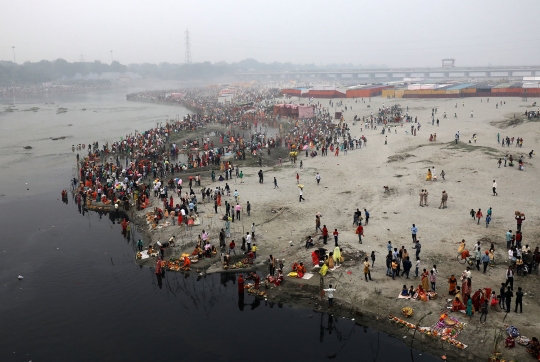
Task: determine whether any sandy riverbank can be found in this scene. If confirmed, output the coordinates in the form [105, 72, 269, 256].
[133, 95, 540, 361]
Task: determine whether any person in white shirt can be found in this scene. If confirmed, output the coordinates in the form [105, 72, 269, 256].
[246, 232, 252, 251]
[324, 284, 336, 308]
[492, 180, 498, 196]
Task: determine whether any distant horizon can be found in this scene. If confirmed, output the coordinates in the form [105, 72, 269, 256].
[2, 58, 540, 70]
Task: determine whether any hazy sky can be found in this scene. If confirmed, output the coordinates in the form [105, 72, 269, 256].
[1, 0, 539, 68]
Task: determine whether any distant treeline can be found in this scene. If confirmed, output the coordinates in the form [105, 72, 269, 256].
[0, 59, 127, 85]
[0, 57, 378, 85]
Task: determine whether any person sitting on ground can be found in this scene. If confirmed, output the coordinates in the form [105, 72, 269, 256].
[408, 285, 416, 298]
[211, 244, 218, 255]
[204, 242, 212, 258]
[147, 245, 154, 255]
[181, 256, 191, 270]
[527, 337, 540, 358]
[505, 336, 516, 349]
[452, 296, 466, 312]
[296, 262, 306, 278]
[416, 285, 428, 302]
[401, 285, 409, 297]
[305, 236, 314, 249]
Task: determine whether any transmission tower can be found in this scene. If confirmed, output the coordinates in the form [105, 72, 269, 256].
[79, 52, 85, 62]
[185, 28, 192, 64]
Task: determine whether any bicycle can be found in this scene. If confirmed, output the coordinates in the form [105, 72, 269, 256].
[457, 251, 475, 267]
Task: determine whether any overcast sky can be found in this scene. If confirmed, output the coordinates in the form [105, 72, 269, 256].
[1, 0, 539, 68]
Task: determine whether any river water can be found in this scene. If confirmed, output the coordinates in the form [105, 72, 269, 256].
[0, 86, 438, 361]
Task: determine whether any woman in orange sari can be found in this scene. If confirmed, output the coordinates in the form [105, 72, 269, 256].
[217, 193, 222, 207]
[448, 275, 457, 295]
[416, 285, 428, 302]
[421, 269, 430, 291]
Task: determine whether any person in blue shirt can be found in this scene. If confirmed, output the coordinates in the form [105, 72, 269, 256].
[481, 250, 490, 273]
[364, 208, 370, 225]
[411, 224, 418, 242]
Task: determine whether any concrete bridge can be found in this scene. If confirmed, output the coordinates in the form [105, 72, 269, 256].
[235, 66, 540, 81]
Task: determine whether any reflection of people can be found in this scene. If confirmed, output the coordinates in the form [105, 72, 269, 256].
[238, 274, 244, 294]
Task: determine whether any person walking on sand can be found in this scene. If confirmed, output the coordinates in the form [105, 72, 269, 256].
[299, 187, 305, 202]
[316, 172, 321, 185]
[296, 173, 300, 184]
[492, 180, 498, 196]
[371, 251, 376, 267]
[274, 177, 279, 188]
[476, 208, 483, 225]
[498, 158, 502, 168]
[439, 190, 448, 209]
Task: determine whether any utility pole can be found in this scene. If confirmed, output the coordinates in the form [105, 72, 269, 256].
[12, 46, 16, 63]
[185, 28, 192, 64]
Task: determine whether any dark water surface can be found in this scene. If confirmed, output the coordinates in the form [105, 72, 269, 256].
[0, 88, 438, 362]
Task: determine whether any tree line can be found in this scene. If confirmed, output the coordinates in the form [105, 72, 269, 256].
[0, 57, 376, 86]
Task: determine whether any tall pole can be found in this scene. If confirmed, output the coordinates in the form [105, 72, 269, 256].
[12, 46, 16, 63]
[110, 50, 113, 63]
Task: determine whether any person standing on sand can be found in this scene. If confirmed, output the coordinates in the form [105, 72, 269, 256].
[371, 251, 376, 267]
[324, 284, 336, 308]
[356, 224, 364, 244]
[439, 190, 448, 209]
[316, 172, 321, 185]
[274, 177, 278, 188]
[413, 240, 421, 259]
[363, 258, 373, 281]
[419, 189, 425, 207]
[322, 225, 328, 245]
[364, 208, 370, 225]
[423, 189, 429, 206]
[296, 173, 300, 184]
[316, 215, 322, 232]
[411, 224, 418, 242]
[492, 180, 498, 196]
[246, 201, 251, 216]
[333, 229, 339, 246]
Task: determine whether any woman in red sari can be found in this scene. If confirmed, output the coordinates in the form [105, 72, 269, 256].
[471, 289, 484, 313]
[452, 296, 466, 311]
[169, 196, 174, 209]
